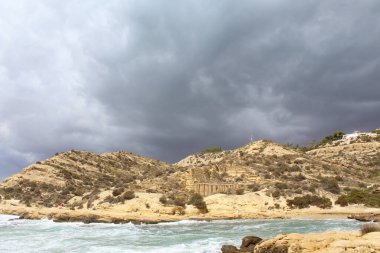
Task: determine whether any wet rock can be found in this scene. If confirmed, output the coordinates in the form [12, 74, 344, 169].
[53, 214, 71, 222]
[240, 236, 262, 252]
[51, 214, 100, 223]
[348, 213, 374, 222]
[221, 245, 239, 253]
[82, 215, 97, 224]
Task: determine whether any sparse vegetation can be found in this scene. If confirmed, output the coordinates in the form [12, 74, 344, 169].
[120, 191, 135, 201]
[112, 187, 124, 197]
[248, 184, 260, 192]
[200, 147, 223, 154]
[319, 131, 345, 146]
[1, 128, 380, 218]
[320, 177, 340, 194]
[188, 193, 208, 213]
[159, 195, 167, 205]
[235, 188, 244, 195]
[287, 195, 332, 209]
[336, 189, 380, 208]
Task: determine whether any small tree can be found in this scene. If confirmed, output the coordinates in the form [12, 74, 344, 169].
[188, 193, 208, 213]
[159, 195, 168, 205]
[319, 131, 345, 145]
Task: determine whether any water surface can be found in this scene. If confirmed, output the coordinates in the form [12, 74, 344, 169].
[0, 214, 366, 253]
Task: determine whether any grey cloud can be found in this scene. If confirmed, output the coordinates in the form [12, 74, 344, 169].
[1, 0, 380, 179]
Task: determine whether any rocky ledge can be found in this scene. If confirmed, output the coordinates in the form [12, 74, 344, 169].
[222, 231, 380, 253]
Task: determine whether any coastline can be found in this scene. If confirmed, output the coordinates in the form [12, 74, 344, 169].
[1, 202, 379, 224]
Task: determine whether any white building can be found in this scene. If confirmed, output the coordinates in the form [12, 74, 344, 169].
[342, 131, 377, 140]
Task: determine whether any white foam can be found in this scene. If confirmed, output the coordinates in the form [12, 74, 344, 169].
[0, 214, 19, 222]
[0, 218, 365, 253]
[155, 219, 208, 226]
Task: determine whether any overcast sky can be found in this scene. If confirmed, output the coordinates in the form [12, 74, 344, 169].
[1, 0, 380, 180]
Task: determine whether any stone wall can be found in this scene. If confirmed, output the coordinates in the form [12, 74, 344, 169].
[190, 182, 243, 196]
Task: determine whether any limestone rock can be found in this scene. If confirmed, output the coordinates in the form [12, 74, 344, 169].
[252, 231, 380, 253]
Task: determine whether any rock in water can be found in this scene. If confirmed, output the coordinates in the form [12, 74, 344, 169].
[348, 213, 374, 222]
[240, 236, 262, 252]
[221, 245, 239, 253]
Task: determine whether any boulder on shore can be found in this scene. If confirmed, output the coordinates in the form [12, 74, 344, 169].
[240, 236, 262, 252]
[221, 231, 380, 253]
[221, 236, 263, 253]
[348, 213, 374, 222]
[221, 245, 239, 253]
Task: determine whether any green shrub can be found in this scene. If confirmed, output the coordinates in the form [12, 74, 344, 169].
[319, 131, 345, 145]
[159, 195, 167, 205]
[120, 191, 135, 201]
[272, 190, 281, 198]
[320, 177, 340, 194]
[173, 197, 186, 207]
[248, 184, 260, 192]
[274, 182, 288, 190]
[188, 193, 208, 213]
[335, 189, 380, 208]
[200, 147, 223, 154]
[112, 187, 124, 197]
[235, 188, 245, 195]
[287, 195, 332, 209]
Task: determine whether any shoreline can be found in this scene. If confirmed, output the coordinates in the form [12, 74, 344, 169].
[1, 204, 379, 224]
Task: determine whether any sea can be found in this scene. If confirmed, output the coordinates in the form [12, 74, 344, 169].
[0, 214, 367, 253]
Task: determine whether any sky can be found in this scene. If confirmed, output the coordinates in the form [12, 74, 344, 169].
[1, 0, 380, 180]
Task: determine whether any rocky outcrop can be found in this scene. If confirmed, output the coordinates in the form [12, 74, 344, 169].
[348, 213, 375, 222]
[240, 236, 263, 252]
[221, 245, 240, 253]
[221, 236, 263, 253]
[222, 231, 380, 253]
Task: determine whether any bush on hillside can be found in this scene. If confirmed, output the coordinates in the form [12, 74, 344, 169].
[320, 177, 340, 194]
[235, 188, 245, 195]
[335, 189, 380, 208]
[287, 195, 332, 209]
[248, 184, 260, 192]
[120, 191, 135, 201]
[274, 182, 288, 190]
[200, 147, 223, 154]
[159, 195, 167, 205]
[319, 131, 345, 145]
[173, 197, 186, 207]
[188, 193, 208, 213]
[112, 187, 124, 197]
[158, 194, 186, 207]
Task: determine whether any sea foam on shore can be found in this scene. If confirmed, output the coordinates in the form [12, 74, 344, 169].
[0, 215, 367, 253]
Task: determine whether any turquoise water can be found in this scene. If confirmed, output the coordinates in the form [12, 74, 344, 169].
[0, 214, 366, 253]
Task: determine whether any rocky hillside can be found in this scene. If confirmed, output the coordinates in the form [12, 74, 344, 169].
[0, 129, 379, 214]
[177, 137, 379, 201]
[0, 150, 187, 209]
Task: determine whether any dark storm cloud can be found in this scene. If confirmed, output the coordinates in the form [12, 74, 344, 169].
[1, 0, 380, 179]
